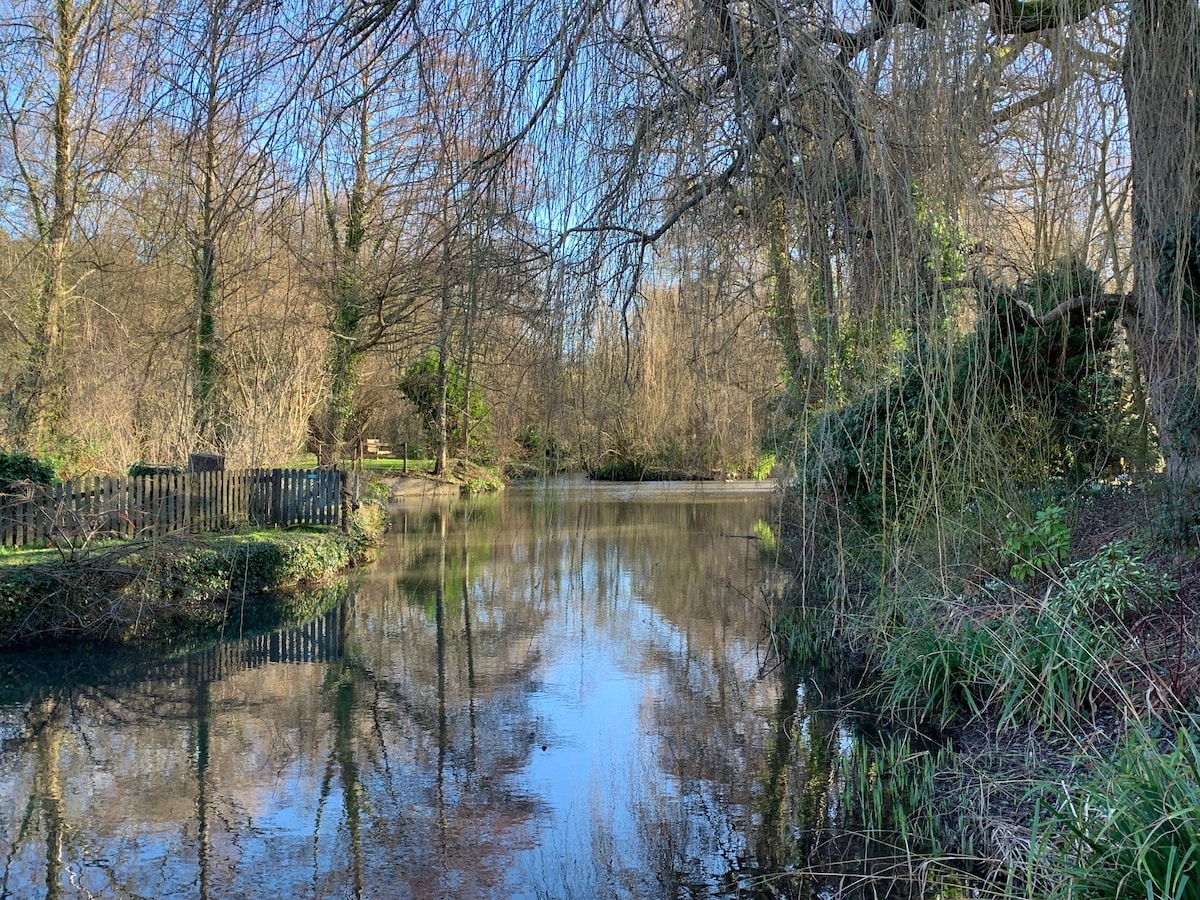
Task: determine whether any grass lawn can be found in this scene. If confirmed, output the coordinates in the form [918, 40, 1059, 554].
[0, 545, 68, 566]
[357, 457, 434, 474]
[0, 525, 337, 564]
[283, 453, 434, 474]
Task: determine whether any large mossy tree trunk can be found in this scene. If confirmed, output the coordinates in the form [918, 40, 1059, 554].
[316, 106, 371, 469]
[318, 333, 362, 468]
[1125, 0, 1200, 481]
[19, 229, 70, 452]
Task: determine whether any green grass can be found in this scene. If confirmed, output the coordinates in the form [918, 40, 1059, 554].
[0, 525, 324, 564]
[358, 456, 434, 473]
[0, 538, 129, 566]
[1044, 725, 1200, 899]
[0, 545, 66, 566]
[283, 452, 435, 474]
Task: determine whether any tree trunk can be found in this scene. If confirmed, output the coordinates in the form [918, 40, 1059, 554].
[13, 0, 78, 450]
[318, 342, 358, 467]
[1124, 0, 1200, 480]
[317, 67, 372, 469]
[192, 17, 223, 452]
[19, 233, 69, 450]
[434, 336, 450, 476]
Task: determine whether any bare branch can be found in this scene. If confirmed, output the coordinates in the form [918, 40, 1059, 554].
[964, 271, 1136, 324]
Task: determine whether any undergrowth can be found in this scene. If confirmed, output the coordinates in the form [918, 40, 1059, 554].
[773, 473, 1196, 896]
[1042, 725, 1200, 898]
[0, 505, 385, 646]
[807, 561, 1199, 896]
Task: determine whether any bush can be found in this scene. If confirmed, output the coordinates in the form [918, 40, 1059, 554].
[208, 533, 356, 595]
[1060, 540, 1177, 620]
[752, 451, 777, 481]
[0, 450, 58, 489]
[516, 426, 568, 474]
[1002, 504, 1071, 581]
[349, 498, 388, 553]
[809, 260, 1130, 530]
[399, 350, 494, 462]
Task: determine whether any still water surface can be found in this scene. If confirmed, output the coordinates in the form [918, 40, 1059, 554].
[0, 479, 861, 899]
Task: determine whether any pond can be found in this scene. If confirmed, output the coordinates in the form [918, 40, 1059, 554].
[0, 478, 883, 899]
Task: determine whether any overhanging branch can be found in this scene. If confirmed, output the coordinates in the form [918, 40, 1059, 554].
[962, 271, 1136, 324]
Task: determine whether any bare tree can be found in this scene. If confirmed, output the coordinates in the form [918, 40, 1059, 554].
[0, 0, 149, 450]
[301, 8, 446, 466]
[155, 0, 297, 452]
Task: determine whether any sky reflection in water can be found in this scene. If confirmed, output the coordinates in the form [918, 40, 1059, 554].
[0, 479, 857, 899]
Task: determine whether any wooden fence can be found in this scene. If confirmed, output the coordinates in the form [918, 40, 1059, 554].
[0, 468, 353, 549]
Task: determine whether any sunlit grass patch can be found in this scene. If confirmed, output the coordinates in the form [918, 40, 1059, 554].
[358, 456, 434, 474]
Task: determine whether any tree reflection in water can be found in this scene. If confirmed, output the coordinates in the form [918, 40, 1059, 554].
[0, 480, 904, 898]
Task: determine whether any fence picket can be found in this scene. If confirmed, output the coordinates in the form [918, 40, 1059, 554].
[52, 482, 63, 545]
[0, 466, 347, 548]
[203, 471, 212, 532]
[285, 469, 295, 525]
[287, 469, 295, 525]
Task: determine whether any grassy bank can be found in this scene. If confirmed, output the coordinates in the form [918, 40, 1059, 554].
[773, 478, 1200, 896]
[0, 505, 386, 647]
[336, 453, 504, 495]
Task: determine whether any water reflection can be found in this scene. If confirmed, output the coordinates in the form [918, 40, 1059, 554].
[0, 479, 870, 898]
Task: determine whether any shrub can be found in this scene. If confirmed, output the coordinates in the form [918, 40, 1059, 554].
[349, 499, 388, 553]
[516, 426, 568, 474]
[1002, 504, 1071, 581]
[1060, 540, 1177, 620]
[753, 451, 777, 481]
[150, 532, 364, 603]
[808, 260, 1130, 530]
[0, 450, 58, 489]
[399, 350, 494, 461]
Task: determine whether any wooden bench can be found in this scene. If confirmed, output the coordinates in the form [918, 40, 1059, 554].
[363, 438, 392, 458]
